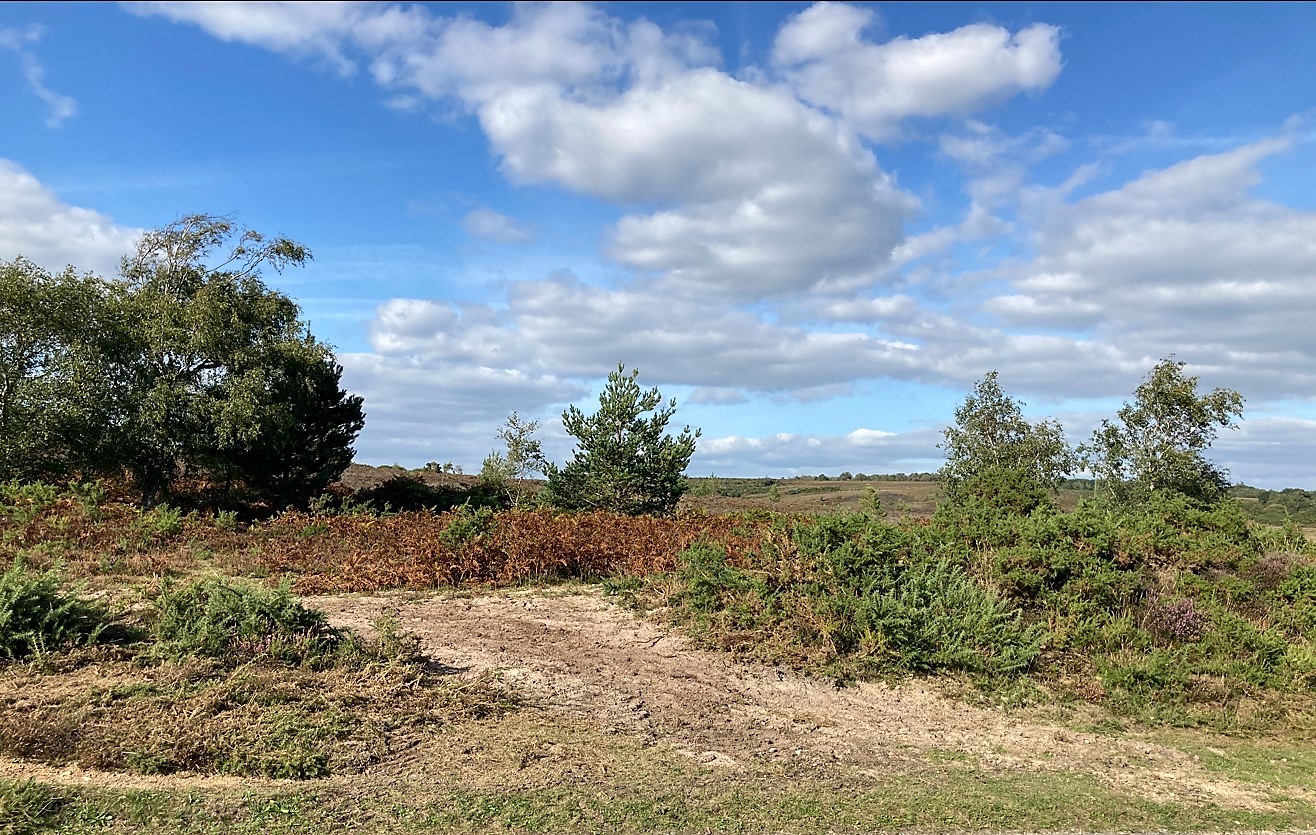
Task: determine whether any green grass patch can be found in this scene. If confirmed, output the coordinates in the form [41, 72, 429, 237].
[147, 576, 350, 668]
[1155, 732, 1316, 793]
[0, 559, 114, 659]
[10, 763, 1316, 834]
[0, 779, 68, 835]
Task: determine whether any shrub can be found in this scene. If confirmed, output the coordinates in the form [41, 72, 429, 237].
[149, 576, 346, 668]
[0, 559, 107, 659]
[676, 540, 755, 614]
[667, 515, 1046, 680]
[1145, 596, 1206, 643]
[352, 474, 503, 515]
[0, 482, 62, 526]
[856, 558, 1047, 676]
[439, 502, 498, 553]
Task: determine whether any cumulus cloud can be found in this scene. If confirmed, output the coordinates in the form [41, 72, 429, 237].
[126, 1, 370, 75]
[364, 276, 925, 394]
[694, 426, 944, 475]
[462, 207, 534, 244]
[0, 24, 78, 127]
[596, 73, 915, 296]
[772, 2, 1062, 139]
[400, 10, 916, 298]
[133, 2, 920, 299]
[338, 351, 587, 465]
[0, 159, 140, 274]
[989, 136, 1316, 398]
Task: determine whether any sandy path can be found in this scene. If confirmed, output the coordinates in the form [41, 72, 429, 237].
[305, 587, 1297, 811]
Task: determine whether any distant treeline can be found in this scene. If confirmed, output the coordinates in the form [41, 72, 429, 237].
[1229, 485, 1316, 526]
[687, 474, 1316, 528]
[806, 472, 941, 482]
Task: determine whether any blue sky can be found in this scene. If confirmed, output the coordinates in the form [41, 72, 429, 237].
[4, 2, 1316, 488]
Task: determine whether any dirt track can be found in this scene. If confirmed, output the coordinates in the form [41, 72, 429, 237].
[305, 587, 1301, 812]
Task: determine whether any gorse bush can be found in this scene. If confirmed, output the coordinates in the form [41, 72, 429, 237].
[0, 482, 62, 526]
[642, 495, 1316, 725]
[0, 559, 107, 659]
[438, 502, 499, 553]
[669, 514, 1046, 681]
[149, 576, 346, 667]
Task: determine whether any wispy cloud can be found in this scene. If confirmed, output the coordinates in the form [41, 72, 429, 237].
[462, 208, 535, 244]
[0, 24, 78, 127]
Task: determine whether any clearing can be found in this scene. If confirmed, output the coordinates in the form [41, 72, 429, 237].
[3, 585, 1314, 833]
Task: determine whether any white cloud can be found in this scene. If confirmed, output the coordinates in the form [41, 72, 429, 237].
[462, 208, 534, 244]
[0, 24, 78, 127]
[136, 2, 919, 299]
[596, 74, 915, 296]
[773, 3, 1062, 139]
[456, 61, 916, 297]
[694, 426, 944, 475]
[688, 387, 749, 406]
[339, 351, 587, 466]
[1214, 417, 1316, 490]
[0, 159, 140, 274]
[939, 122, 1068, 171]
[365, 276, 926, 394]
[987, 137, 1316, 398]
[126, 1, 368, 75]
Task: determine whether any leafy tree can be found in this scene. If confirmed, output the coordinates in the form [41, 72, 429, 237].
[544, 364, 700, 516]
[1084, 357, 1243, 503]
[105, 214, 366, 505]
[0, 258, 105, 480]
[939, 371, 1076, 513]
[220, 344, 365, 508]
[2, 214, 364, 507]
[479, 411, 547, 507]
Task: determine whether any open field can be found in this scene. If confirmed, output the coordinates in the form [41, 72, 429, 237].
[4, 586, 1316, 834]
[2, 471, 1315, 833]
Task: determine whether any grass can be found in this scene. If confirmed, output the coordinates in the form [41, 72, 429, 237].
[4, 478, 1316, 832]
[0, 576, 516, 782]
[7, 756, 1316, 834]
[1154, 730, 1316, 793]
[0, 654, 512, 780]
[0, 779, 66, 835]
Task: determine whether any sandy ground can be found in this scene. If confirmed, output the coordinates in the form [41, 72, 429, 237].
[4, 584, 1311, 825]
[303, 587, 1296, 811]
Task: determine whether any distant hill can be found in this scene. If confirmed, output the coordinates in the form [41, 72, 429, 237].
[1229, 485, 1316, 526]
[341, 464, 1316, 527]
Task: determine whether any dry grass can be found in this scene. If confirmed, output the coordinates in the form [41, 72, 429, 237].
[1, 490, 773, 594]
[0, 648, 512, 779]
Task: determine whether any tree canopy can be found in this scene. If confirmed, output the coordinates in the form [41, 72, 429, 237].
[939, 371, 1076, 513]
[544, 364, 700, 516]
[0, 214, 364, 507]
[0, 258, 106, 481]
[1084, 357, 1243, 503]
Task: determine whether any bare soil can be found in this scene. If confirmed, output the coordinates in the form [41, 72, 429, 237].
[304, 587, 1302, 811]
[4, 585, 1311, 825]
